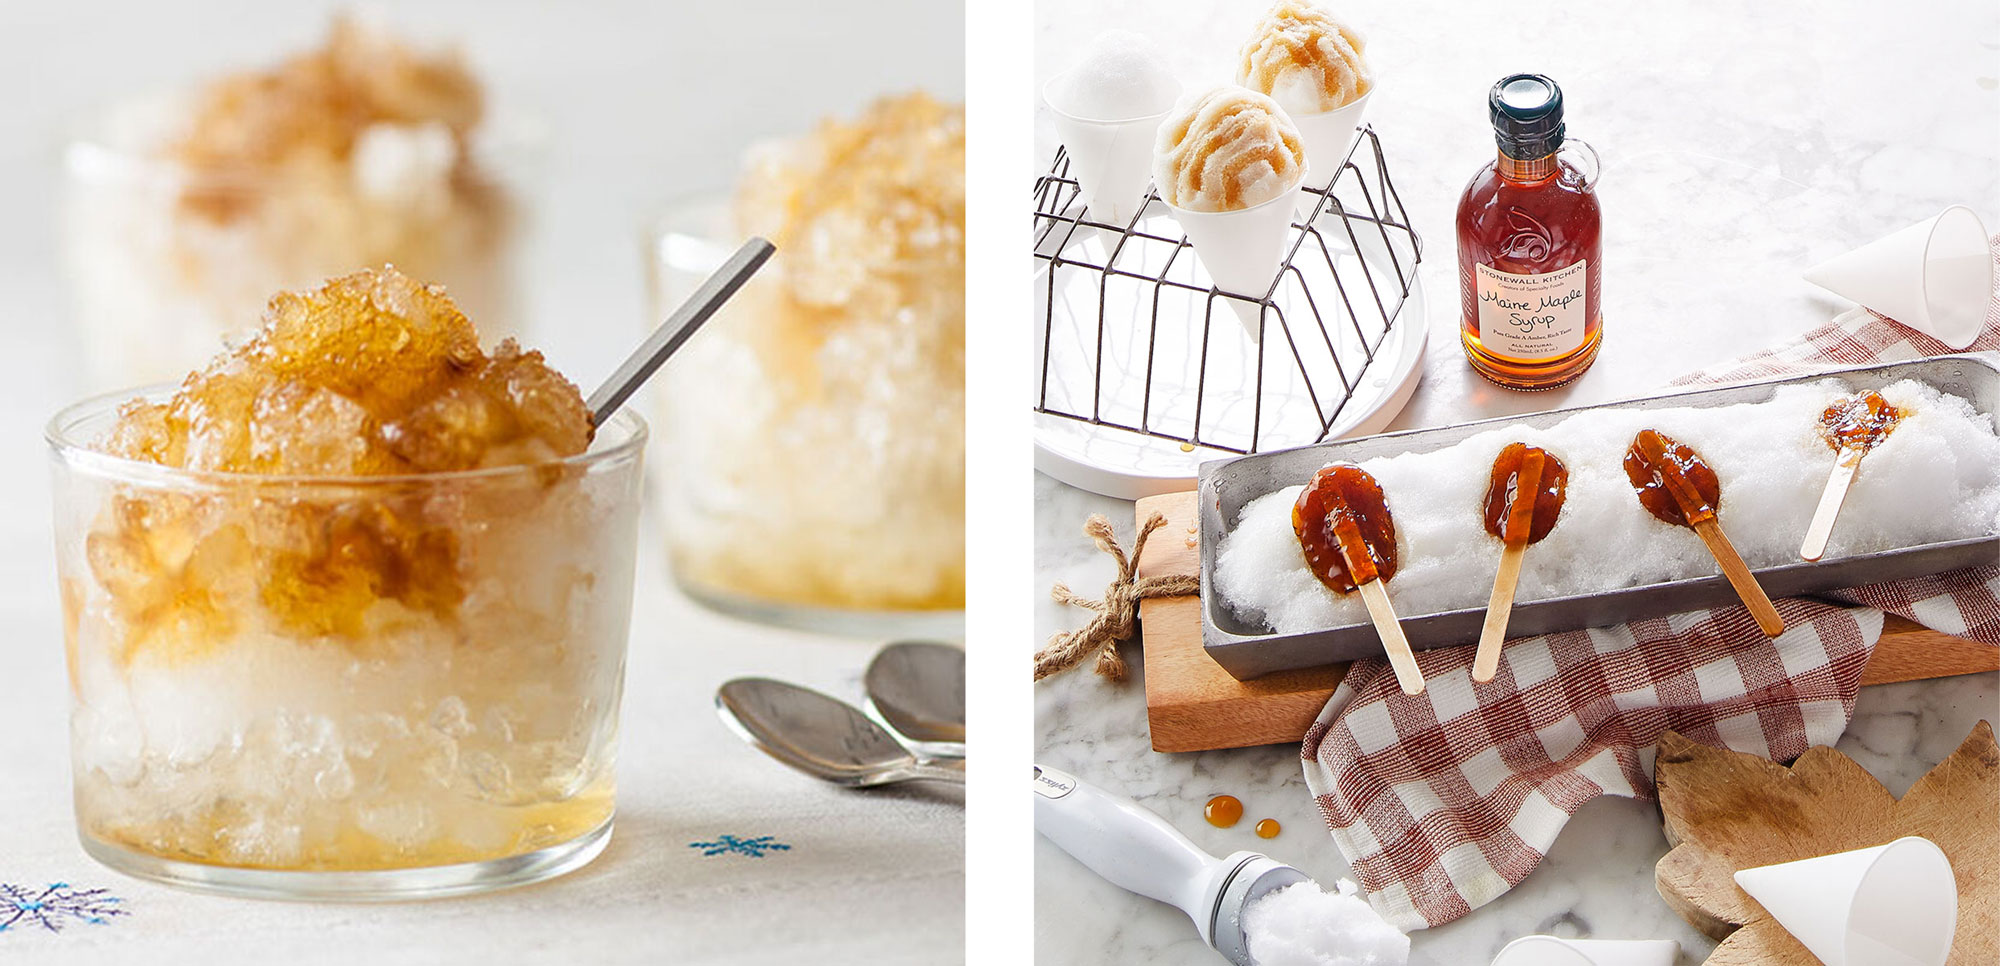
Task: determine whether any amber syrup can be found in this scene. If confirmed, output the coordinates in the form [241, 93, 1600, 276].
[1456, 74, 1602, 390]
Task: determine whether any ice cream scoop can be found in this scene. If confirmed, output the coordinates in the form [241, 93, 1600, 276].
[1034, 763, 1309, 966]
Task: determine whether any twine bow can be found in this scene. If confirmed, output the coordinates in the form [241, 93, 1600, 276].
[1033, 512, 1200, 681]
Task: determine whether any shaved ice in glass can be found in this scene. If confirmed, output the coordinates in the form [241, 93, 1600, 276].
[46, 267, 644, 898]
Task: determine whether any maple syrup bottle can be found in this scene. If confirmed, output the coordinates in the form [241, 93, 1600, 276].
[1457, 74, 1602, 390]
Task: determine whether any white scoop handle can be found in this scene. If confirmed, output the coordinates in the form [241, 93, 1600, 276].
[1033, 764, 1217, 919]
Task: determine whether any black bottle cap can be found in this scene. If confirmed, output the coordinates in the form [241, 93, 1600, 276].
[1488, 73, 1564, 159]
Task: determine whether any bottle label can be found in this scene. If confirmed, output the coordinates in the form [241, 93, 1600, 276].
[1475, 260, 1587, 360]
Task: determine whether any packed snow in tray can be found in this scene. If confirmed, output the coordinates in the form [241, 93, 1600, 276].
[1214, 379, 2000, 635]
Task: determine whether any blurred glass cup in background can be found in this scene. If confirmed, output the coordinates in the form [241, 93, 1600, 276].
[58, 18, 533, 390]
[646, 94, 965, 638]
[648, 193, 966, 638]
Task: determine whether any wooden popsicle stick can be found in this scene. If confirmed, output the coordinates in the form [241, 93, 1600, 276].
[1357, 578, 1424, 695]
[1473, 542, 1526, 683]
[1691, 517, 1786, 637]
[1799, 449, 1862, 562]
[1475, 447, 1546, 682]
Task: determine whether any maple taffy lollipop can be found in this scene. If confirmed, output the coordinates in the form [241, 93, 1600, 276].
[1471, 443, 1568, 682]
[1293, 463, 1423, 693]
[1624, 429, 1785, 637]
[1799, 390, 1904, 562]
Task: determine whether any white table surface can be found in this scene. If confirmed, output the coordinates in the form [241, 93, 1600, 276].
[1032, 1, 1999, 963]
[0, 2, 964, 963]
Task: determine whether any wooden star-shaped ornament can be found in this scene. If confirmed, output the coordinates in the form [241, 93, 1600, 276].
[1654, 720, 1997, 965]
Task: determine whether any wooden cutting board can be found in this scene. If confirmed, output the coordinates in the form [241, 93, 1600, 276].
[1132, 490, 2000, 753]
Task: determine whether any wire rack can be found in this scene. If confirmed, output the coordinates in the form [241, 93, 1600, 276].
[1033, 125, 1423, 456]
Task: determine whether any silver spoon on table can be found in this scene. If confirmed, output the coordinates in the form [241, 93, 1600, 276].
[864, 641, 965, 758]
[716, 677, 966, 787]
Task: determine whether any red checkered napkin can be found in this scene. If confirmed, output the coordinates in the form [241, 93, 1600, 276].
[1301, 234, 2000, 932]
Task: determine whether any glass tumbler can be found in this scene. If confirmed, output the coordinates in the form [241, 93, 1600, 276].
[47, 389, 645, 899]
[647, 197, 966, 638]
[59, 107, 536, 392]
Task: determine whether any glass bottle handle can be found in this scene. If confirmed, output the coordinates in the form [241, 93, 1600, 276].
[1562, 139, 1601, 189]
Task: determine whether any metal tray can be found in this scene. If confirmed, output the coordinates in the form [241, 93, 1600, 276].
[1197, 354, 2000, 680]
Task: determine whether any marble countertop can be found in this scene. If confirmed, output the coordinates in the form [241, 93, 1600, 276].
[1032, 0, 1998, 963]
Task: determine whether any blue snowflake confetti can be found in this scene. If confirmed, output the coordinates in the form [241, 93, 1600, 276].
[0, 882, 127, 934]
[688, 834, 792, 858]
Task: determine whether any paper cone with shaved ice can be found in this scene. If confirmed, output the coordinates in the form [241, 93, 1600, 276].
[1153, 86, 1309, 339]
[1236, 0, 1374, 196]
[1044, 30, 1181, 226]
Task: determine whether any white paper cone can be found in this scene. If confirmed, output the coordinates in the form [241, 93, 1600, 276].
[1733, 836, 1957, 966]
[1165, 178, 1305, 341]
[1043, 76, 1174, 227]
[1803, 205, 1993, 350]
[1291, 90, 1374, 219]
[1491, 936, 1678, 966]
[1219, 298, 1269, 339]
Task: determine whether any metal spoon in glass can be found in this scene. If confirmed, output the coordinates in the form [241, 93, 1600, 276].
[864, 641, 965, 757]
[586, 237, 775, 424]
[716, 677, 966, 787]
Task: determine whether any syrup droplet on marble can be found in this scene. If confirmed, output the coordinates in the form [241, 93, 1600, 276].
[1204, 795, 1243, 828]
